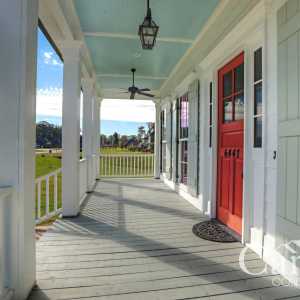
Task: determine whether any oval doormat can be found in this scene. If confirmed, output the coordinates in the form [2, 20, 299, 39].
[192, 220, 238, 243]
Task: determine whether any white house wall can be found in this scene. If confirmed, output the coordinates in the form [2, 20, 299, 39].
[160, 0, 295, 280]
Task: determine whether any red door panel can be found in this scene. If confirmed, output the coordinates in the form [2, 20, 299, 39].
[217, 52, 244, 235]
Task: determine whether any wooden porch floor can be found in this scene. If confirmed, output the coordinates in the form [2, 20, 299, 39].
[29, 178, 300, 300]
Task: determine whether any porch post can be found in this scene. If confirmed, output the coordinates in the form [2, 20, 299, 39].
[97, 98, 103, 177]
[82, 78, 95, 192]
[92, 97, 101, 181]
[0, 0, 38, 298]
[61, 41, 82, 217]
[154, 100, 161, 179]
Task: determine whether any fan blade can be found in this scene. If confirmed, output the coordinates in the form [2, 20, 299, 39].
[137, 91, 154, 98]
[130, 92, 135, 99]
[138, 88, 151, 92]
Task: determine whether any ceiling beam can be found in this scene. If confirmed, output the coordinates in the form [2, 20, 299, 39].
[96, 74, 167, 80]
[84, 32, 194, 44]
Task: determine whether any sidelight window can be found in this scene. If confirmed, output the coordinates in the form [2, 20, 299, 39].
[253, 47, 263, 148]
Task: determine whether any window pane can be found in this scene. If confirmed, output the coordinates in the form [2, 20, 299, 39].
[234, 93, 244, 120]
[234, 64, 244, 93]
[223, 71, 232, 97]
[209, 82, 213, 104]
[180, 94, 189, 138]
[254, 82, 262, 115]
[181, 141, 188, 184]
[254, 48, 262, 82]
[223, 99, 233, 123]
[254, 116, 262, 148]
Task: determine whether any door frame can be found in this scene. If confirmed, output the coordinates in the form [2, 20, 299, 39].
[199, 15, 266, 245]
[216, 52, 245, 236]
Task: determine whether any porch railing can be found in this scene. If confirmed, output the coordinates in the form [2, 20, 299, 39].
[35, 168, 62, 224]
[100, 153, 154, 177]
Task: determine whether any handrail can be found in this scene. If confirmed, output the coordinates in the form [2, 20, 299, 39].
[35, 168, 61, 183]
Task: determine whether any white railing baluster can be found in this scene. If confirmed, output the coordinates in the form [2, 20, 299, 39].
[98, 153, 154, 178]
[54, 173, 58, 211]
[35, 168, 62, 225]
[46, 176, 50, 215]
[37, 181, 41, 219]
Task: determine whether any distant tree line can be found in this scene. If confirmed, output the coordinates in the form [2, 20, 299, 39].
[36, 121, 155, 152]
[101, 123, 155, 152]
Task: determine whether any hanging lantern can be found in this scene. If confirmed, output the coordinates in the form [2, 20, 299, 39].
[138, 0, 159, 50]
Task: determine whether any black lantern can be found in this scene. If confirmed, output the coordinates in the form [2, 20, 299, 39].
[138, 0, 159, 50]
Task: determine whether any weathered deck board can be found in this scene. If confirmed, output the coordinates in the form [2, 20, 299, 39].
[28, 178, 300, 299]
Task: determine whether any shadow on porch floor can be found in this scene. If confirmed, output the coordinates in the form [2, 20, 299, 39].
[28, 178, 300, 300]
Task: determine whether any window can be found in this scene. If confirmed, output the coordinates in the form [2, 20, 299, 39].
[180, 94, 189, 138]
[161, 110, 167, 173]
[222, 63, 244, 123]
[209, 82, 213, 148]
[253, 47, 263, 148]
[179, 94, 189, 184]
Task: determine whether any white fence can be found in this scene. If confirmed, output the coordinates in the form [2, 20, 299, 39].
[35, 168, 62, 224]
[0, 187, 13, 300]
[100, 153, 154, 177]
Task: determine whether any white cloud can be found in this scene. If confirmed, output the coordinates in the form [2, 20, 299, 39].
[101, 99, 155, 123]
[36, 88, 62, 117]
[43, 51, 63, 67]
[36, 94, 155, 124]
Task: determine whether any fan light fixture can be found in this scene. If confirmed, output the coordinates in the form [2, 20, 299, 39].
[138, 0, 159, 50]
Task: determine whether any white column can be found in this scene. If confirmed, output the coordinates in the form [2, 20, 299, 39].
[93, 98, 101, 180]
[61, 41, 82, 217]
[82, 78, 95, 192]
[154, 101, 161, 179]
[0, 0, 38, 298]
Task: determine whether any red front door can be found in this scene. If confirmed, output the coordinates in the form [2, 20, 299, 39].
[217, 53, 244, 235]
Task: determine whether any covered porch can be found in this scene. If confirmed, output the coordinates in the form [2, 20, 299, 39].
[2, 0, 300, 299]
[29, 178, 296, 300]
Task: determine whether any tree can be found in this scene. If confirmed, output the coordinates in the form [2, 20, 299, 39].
[112, 132, 119, 147]
[120, 135, 128, 148]
[36, 121, 62, 148]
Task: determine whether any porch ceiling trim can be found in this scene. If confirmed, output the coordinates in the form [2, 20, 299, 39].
[39, 0, 103, 96]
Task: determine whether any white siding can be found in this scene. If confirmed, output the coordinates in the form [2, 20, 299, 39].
[277, 0, 300, 240]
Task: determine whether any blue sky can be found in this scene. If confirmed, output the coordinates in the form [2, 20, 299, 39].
[36, 28, 155, 135]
